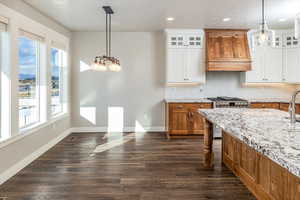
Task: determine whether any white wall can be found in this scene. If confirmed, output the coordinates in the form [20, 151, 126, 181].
[72, 31, 300, 131]
[0, 1, 71, 183]
[166, 71, 298, 99]
[71, 32, 166, 131]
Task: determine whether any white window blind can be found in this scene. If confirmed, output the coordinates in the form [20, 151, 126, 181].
[0, 16, 8, 32]
[51, 40, 67, 51]
[19, 29, 45, 43]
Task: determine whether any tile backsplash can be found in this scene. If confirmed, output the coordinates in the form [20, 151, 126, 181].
[165, 72, 298, 99]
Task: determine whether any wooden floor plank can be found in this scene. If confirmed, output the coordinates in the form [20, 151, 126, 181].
[0, 132, 256, 200]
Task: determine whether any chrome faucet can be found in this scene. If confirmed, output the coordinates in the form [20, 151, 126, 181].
[289, 90, 300, 124]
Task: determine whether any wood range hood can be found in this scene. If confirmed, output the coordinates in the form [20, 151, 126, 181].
[205, 29, 252, 72]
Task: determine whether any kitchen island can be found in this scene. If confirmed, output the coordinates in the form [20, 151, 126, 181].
[198, 108, 300, 200]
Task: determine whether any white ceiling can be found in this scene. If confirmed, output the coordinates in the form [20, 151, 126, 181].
[23, 0, 300, 31]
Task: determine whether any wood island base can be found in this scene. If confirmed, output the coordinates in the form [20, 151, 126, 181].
[203, 119, 300, 200]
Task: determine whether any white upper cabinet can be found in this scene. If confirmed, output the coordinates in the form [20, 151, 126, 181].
[264, 46, 283, 82]
[282, 32, 300, 83]
[165, 29, 205, 85]
[244, 30, 300, 84]
[167, 48, 186, 82]
[245, 32, 283, 83]
[283, 46, 300, 83]
[246, 46, 265, 82]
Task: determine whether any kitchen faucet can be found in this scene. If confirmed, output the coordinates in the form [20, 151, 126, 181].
[289, 90, 300, 124]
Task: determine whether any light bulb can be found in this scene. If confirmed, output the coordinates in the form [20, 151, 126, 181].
[91, 61, 107, 71]
[109, 63, 122, 72]
[259, 32, 267, 43]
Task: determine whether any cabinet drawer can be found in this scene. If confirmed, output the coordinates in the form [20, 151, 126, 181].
[279, 103, 300, 114]
[250, 103, 280, 109]
[188, 103, 213, 110]
[279, 103, 289, 112]
[169, 103, 189, 112]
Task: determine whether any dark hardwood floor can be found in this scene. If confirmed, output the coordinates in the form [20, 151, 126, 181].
[0, 132, 256, 200]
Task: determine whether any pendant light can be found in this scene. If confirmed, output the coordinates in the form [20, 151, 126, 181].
[91, 6, 121, 72]
[251, 0, 275, 45]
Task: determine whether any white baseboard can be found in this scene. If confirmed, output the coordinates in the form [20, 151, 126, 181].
[0, 128, 71, 185]
[70, 126, 166, 133]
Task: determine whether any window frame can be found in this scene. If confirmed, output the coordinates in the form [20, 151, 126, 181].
[18, 36, 42, 129]
[51, 47, 66, 117]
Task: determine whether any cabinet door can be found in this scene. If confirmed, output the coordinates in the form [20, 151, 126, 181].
[246, 46, 265, 82]
[270, 163, 287, 200]
[167, 49, 186, 83]
[168, 35, 186, 48]
[250, 103, 280, 109]
[283, 48, 300, 83]
[288, 173, 300, 200]
[264, 47, 283, 82]
[168, 104, 189, 135]
[186, 49, 205, 83]
[240, 143, 257, 182]
[186, 34, 203, 49]
[187, 103, 212, 135]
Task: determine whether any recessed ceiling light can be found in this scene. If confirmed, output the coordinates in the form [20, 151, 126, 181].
[223, 18, 231, 22]
[53, 0, 66, 5]
[278, 18, 287, 22]
[166, 17, 175, 22]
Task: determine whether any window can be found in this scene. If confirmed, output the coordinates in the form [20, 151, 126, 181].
[18, 35, 41, 128]
[0, 17, 8, 140]
[51, 47, 66, 115]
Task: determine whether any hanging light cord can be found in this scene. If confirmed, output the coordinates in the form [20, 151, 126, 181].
[261, 0, 265, 32]
[106, 12, 108, 57]
[109, 13, 112, 57]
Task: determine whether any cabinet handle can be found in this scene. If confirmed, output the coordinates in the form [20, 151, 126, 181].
[176, 105, 183, 109]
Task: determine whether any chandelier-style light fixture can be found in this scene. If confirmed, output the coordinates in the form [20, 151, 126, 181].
[91, 6, 121, 72]
[251, 0, 275, 45]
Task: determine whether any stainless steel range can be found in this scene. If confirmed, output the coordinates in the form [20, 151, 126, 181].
[207, 96, 249, 108]
[207, 97, 249, 138]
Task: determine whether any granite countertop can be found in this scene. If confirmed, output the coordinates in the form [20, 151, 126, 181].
[198, 108, 300, 178]
[165, 97, 300, 104]
[247, 98, 297, 103]
[165, 98, 212, 103]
